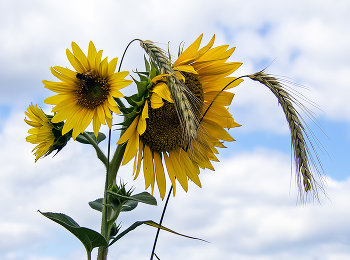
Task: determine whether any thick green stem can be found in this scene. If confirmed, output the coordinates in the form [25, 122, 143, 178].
[82, 132, 108, 168]
[97, 124, 113, 260]
[109, 143, 126, 184]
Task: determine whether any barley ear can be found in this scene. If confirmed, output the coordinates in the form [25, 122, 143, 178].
[247, 70, 326, 202]
[139, 40, 200, 144]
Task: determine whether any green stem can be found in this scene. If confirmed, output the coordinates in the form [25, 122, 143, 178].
[97, 125, 113, 260]
[96, 38, 135, 260]
[82, 132, 108, 167]
[150, 186, 173, 260]
[109, 142, 126, 184]
[109, 97, 126, 182]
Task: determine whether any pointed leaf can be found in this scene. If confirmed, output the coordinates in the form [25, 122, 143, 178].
[108, 220, 208, 248]
[107, 191, 157, 206]
[131, 192, 157, 205]
[121, 200, 138, 212]
[89, 198, 103, 212]
[39, 211, 107, 255]
[144, 55, 150, 72]
[76, 132, 106, 144]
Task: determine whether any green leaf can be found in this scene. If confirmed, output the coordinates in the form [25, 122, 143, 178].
[144, 55, 150, 72]
[76, 132, 106, 145]
[107, 191, 157, 206]
[89, 198, 103, 212]
[131, 192, 157, 205]
[108, 220, 208, 248]
[121, 200, 138, 212]
[39, 211, 108, 255]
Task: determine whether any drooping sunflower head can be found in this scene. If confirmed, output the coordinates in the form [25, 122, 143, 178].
[24, 103, 71, 162]
[43, 41, 132, 140]
[118, 35, 243, 199]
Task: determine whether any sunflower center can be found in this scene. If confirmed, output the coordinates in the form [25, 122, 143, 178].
[76, 74, 110, 109]
[140, 73, 204, 152]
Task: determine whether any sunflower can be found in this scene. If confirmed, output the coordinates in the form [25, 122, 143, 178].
[117, 35, 243, 199]
[25, 103, 70, 162]
[43, 41, 132, 140]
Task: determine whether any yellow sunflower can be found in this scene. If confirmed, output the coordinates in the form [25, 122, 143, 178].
[43, 41, 132, 140]
[25, 103, 69, 162]
[117, 35, 243, 199]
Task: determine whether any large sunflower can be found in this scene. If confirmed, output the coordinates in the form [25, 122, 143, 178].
[25, 103, 70, 162]
[44, 41, 132, 139]
[118, 35, 243, 199]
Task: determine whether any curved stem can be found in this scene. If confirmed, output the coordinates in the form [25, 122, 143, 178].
[185, 76, 245, 152]
[150, 186, 173, 260]
[82, 132, 108, 167]
[118, 39, 142, 72]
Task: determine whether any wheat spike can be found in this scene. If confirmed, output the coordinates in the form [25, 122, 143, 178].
[140, 40, 200, 144]
[247, 70, 326, 202]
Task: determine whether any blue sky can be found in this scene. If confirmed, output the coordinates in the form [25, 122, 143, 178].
[1, 0, 350, 259]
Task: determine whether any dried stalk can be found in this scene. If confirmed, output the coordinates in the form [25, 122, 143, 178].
[140, 40, 199, 144]
[247, 70, 326, 202]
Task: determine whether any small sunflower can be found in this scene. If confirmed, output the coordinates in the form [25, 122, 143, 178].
[43, 41, 132, 139]
[117, 35, 243, 199]
[25, 103, 71, 162]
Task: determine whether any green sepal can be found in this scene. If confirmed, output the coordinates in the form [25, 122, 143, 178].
[144, 55, 150, 72]
[109, 222, 121, 237]
[131, 75, 149, 98]
[134, 70, 150, 83]
[107, 191, 157, 206]
[149, 62, 158, 79]
[134, 97, 145, 107]
[76, 132, 106, 145]
[89, 198, 138, 213]
[89, 198, 103, 212]
[39, 211, 108, 256]
[124, 94, 138, 106]
[108, 220, 208, 248]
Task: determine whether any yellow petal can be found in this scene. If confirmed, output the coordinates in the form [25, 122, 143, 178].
[143, 145, 155, 191]
[117, 115, 139, 144]
[42, 80, 73, 94]
[99, 57, 108, 79]
[154, 152, 166, 200]
[44, 94, 69, 105]
[109, 71, 129, 82]
[203, 91, 234, 106]
[71, 42, 89, 71]
[174, 34, 203, 66]
[133, 140, 143, 180]
[163, 152, 177, 196]
[197, 62, 242, 77]
[50, 66, 77, 84]
[108, 57, 118, 74]
[87, 41, 97, 68]
[179, 151, 201, 188]
[95, 50, 103, 73]
[174, 65, 198, 75]
[122, 131, 139, 165]
[201, 119, 234, 141]
[66, 49, 85, 73]
[201, 77, 243, 92]
[137, 102, 148, 135]
[93, 111, 102, 137]
[152, 82, 173, 103]
[169, 150, 188, 192]
[150, 93, 164, 109]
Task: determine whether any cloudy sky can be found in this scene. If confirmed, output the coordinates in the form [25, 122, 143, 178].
[1, 0, 350, 259]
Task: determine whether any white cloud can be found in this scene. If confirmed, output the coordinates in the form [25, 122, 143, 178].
[1, 0, 350, 259]
[1, 0, 350, 132]
[1, 112, 348, 259]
